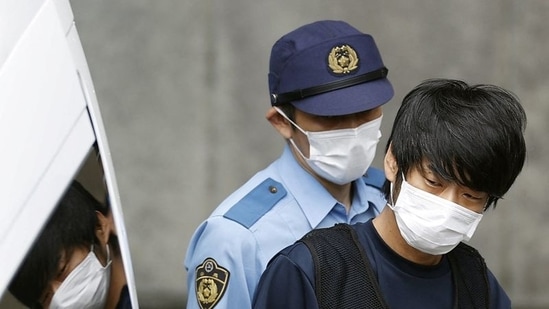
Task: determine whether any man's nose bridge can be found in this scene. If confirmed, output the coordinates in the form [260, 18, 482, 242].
[439, 187, 459, 204]
[347, 114, 362, 128]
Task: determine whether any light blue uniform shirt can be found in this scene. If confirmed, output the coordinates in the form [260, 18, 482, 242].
[184, 144, 386, 309]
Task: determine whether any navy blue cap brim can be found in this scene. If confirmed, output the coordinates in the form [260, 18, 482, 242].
[290, 77, 394, 116]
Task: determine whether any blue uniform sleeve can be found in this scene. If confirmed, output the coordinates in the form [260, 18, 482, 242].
[185, 178, 287, 309]
[185, 217, 262, 309]
[252, 243, 319, 309]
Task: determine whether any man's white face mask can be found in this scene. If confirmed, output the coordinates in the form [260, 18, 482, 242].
[50, 244, 112, 309]
[274, 106, 382, 185]
[389, 177, 484, 255]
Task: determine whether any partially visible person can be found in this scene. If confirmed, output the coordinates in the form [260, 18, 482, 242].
[252, 78, 527, 309]
[9, 181, 130, 309]
[185, 20, 394, 308]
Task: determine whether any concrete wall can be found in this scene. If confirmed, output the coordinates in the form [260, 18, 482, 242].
[68, 0, 549, 308]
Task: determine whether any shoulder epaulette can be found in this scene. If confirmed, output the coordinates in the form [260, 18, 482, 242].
[223, 178, 287, 229]
[362, 167, 386, 190]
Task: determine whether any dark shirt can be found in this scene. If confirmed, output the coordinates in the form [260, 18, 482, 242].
[115, 285, 132, 309]
[252, 220, 511, 309]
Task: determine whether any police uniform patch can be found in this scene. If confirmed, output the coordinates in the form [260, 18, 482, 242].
[328, 44, 359, 74]
[195, 258, 230, 309]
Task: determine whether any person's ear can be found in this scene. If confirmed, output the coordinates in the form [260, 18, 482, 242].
[384, 144, 399, 182]
[95, 211, 111, 246]
[266, 107, 293, 139]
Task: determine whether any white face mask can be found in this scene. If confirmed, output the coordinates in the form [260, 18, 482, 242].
[274, 107, 382, 185]
[389, 177, 483, 255]
[50, 245, 112, 309]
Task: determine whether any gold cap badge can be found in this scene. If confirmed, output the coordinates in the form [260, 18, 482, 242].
[195, 258, 230, 309]
[328, 44, 359, 74]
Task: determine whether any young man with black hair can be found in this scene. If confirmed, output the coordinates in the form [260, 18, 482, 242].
[252, 78, 526, 309]
[9, 181, 131, 309]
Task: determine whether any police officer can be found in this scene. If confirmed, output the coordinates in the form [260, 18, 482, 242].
[252, 79, 526, 308]
[184, 20, 394, 309]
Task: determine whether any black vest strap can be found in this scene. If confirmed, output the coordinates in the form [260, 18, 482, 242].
[300, 224, 490, 309]
[300, 224, 389, 309]
[447, 243, 490, 309]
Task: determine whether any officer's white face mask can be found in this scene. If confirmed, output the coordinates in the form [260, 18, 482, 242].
[388, 177, 483, 255]
[274, 107, 382, 185]
[50, 244, 112, 309]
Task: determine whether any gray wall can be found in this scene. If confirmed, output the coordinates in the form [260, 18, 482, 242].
[68, 0, 549, 308]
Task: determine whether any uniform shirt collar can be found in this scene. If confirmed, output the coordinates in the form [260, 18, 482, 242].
[277, 144, 371, 228]
[349, 179, 370, 216]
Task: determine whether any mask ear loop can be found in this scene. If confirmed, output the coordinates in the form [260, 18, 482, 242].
[272, 106, 308, 135]
[388, 172, 406, 208]
[388, 181, 395, 207]
[105, 243, 111, 265]
[92, 243, 112, 267]
[273, 106, 311, 160]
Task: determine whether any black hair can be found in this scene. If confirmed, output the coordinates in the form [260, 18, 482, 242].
[8, 181, 107, 307]
[383, 78, 527, 209]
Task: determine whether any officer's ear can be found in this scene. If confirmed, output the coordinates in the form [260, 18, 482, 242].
[384, 143, 399, 183]
[266, 107, 293, 139]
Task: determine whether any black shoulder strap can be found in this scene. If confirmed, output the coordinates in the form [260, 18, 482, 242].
[301, 226, 490, 309]
[447, 242, 490, 309]
[300, 224, 389, 309]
